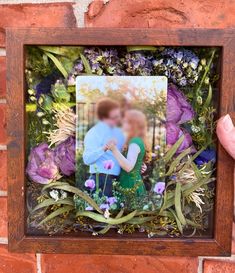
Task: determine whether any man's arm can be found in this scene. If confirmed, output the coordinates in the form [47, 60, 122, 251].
[83, 129, 106, 165]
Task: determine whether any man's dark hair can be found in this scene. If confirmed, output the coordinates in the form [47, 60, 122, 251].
[96, 98, 120, 120]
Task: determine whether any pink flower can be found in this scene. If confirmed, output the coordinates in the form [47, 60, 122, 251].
[154, 182, 166, 194]
[103, 160, 115, 170]
[84, 179, 95, 190]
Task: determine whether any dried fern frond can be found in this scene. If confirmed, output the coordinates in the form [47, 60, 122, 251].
[46, 105, 76, 146]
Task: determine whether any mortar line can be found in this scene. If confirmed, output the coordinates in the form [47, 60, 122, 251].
[0, 145, 7, 150]
[0, 49, 6, 57]
[0, 98, 7, 104]
[198, 255, 235, 272]
[0, 237, 8, 244]
[0, 191, 7, 196]
[36, 253, 42, 273]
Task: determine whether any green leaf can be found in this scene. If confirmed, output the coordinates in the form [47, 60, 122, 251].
[127, 216, 157, 224]
[98, 209, 124, 234]
[50, 184, 103, 214]
[168, 208, 183, 234]
[179, 146, 206, 175]
[165, 147, 191, 176]
[203, 84, 212, 109]
[76, 210, 137, 225]
[44, 51, 68, 78]
[164, 135, 184, 163]
[127, 46, 157, 52]
[32, 198, 74, 212]
[80, 53, 92, 74]
[39, 46, 84, 60]
[38, 205, 74, 226]
[174, 182, 186, 226]
[42, 181, 71, 192]
[191, 162, 203, 179]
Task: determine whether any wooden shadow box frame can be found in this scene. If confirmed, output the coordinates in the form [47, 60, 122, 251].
[6, 28, 235, 256]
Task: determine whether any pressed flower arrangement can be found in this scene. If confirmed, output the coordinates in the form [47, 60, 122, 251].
[25, 44, 219, 237]
[7, 28, 235, 256]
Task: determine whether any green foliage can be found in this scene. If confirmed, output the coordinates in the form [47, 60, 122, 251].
[27, 45, 218, 237]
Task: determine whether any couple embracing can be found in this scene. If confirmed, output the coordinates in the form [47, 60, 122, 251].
[83, 98, 148, 197]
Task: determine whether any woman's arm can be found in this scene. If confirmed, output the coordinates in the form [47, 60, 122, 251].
[111, 143, 140, 173]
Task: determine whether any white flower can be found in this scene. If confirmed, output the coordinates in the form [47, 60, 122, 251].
[191, 125, 201, 133]
[49, 189, 59, 201]
[104, 209, 110, 219]
[60, 190, 68, 200]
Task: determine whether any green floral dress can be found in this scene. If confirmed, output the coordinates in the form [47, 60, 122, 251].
[119, 137, 146, 196]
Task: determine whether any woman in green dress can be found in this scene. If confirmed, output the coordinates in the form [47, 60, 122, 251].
[107, 109, 149, 196]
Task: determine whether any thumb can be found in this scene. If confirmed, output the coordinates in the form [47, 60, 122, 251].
[216, 114, 235, 160]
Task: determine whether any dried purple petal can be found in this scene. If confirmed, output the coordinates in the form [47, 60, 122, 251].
[54, 136, 75, 176]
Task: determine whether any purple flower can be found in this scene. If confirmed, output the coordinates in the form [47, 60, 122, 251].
[54, 136, 75, 176]
[100, 203, 110, 210]
[35, 71, 60, 99]
[194, 148, 216, 166]
[85, 206, 93, 211]
[103, 160, 115, 170]
[166, 122, 195, 154]
[84, 179, 95, 190]
[167, 84, 195, 124]
[26, 143, 59, 184]
[106, 197, 117, 206]
[153, 182, 165, 194]
[123, 52, 153, 75]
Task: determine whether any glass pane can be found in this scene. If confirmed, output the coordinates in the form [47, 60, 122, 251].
[25, 46, 220, 238]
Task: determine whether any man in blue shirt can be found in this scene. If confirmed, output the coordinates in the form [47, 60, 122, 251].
[83, 98, 125, 196]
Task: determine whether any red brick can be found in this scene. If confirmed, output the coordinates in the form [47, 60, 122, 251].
[85, 0, 235, 28]
[0, 104, 6, 144]
[87, 0, 105, 19]
[0, 197, 7, 237]
[204, 259, 235, 273]
[0, 3, 76, 47]
[0, 245, 37, 273]
[0, 150, 7, 191]
[0, 57, 6, 98]
[41, 255, 198, 273]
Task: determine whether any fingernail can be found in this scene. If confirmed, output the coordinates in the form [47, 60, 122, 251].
[222, 114, 234, 132]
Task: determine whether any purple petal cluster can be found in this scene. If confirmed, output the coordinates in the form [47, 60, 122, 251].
[27, 137, 76, 184]
[54, 136, 76, 176]
[103, 160, 115, 170]
[84, 47, 124, 75]
[122, 52, 154, 75]
[153, 182, 165, 194]
[194, 148, 216, 166]
[153, 48, 199, 86]
[167, 84, 195, 124]
[26, 143, 59, 184]
[166, 84, 195, 154]
[84, 179, 96, 190]
[166, 123, 195, 154]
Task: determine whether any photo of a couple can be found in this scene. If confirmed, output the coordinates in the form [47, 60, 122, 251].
[76, 76, 167, 209]
[83, 97, 147, 197]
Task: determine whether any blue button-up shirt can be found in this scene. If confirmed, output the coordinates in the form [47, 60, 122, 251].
[83, 122, 125, 175]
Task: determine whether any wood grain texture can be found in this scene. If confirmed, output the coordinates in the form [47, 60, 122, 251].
[6, 28, 235, 255]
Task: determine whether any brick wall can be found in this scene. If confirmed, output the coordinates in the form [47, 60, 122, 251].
[0, 1, 235, 272]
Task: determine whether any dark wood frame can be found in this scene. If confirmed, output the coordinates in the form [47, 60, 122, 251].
[6, 28, 235, 256]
